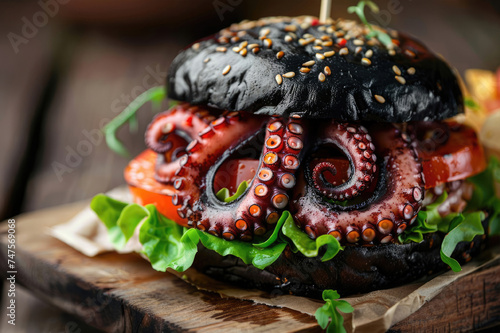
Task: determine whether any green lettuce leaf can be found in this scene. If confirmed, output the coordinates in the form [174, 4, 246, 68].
[183, 228, 286, 269]
[90, 194, 136, 249]
[315, 289, 354, 333]
[440, 212, 485, 272]
[282, 213, 343, 261]
[253, 211, 290, 248]
[215, 180, 249, 202]
[138, 205, 198, 271]
[398, 192, 448, 244]
[91, 194, 286, 271]
[467, 157, 500, 235]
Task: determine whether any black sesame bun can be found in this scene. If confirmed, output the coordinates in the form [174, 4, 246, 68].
[167, 16, 463, 122]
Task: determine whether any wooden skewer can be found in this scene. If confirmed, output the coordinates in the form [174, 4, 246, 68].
[319, 0, 332, 23]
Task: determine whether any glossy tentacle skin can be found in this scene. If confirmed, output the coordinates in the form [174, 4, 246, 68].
[145, 105, 426, 244]
[145, 104, 267, 221]
[291, 124, 425, 244]
[311, 122, 378, 200]
[194, 118, 308, 240]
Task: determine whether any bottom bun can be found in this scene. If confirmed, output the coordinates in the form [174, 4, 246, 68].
[192, 219, 489, 299]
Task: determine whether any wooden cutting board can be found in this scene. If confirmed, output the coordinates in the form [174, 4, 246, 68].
[1, 202, 500, 332]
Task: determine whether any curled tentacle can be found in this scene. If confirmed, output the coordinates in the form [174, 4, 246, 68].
[147, 105, 267, 222]
[310, 122, 378, 201]
[291, 124, 425, 244]
[191, 118, 307, 241]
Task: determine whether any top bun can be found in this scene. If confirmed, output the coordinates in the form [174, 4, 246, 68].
[167, 16, 463, 122]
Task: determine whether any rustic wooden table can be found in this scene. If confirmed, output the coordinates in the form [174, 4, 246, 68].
[1, 0, 500, 332]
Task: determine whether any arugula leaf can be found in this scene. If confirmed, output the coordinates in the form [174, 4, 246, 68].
[440, 212, 485, 272]
[104, 86, 166, 157]
[282, 213, 343, 261]
[315, 290, 354, 333]
[216, 181, 249, 202]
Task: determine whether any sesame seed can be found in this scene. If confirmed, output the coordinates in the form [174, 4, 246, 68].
[353, 39, 364, 45]
[365, 49, 373, 58]
[339, 47, 349, 55]
[222, 65, 231, 75]
[252, 47, 260, 54]
[192, 43, 200, 50]
[284, 35, 293, 43]
[389, 49, 396, 56]
[303, 33, 314, 39]
[299, 37, 315, 46]
[232, 46, 241, 53]
[324, 51, 335, 57]
[361, 58, 371, 66]
[239, 41, 248, 49]
[395, 75, 406, 84]
[326, 27, 335, 34]
[322, 40, 333, 47]
[284, 24, 297, 32]
[318, 26, 326, 31]
[239, 48, 247, 57]
[314, 39, 322, 45]
[260, 28, 270, 36]
[237, 31, 247, 37]
[313, 46, 323, 50]
[374, 94, 386, 103]
[318, 72, 326, 82]
[282, 72, 295, 78]
[264, 38, 273, 48]
[299, 67, 311, 73]
[392, 65, 401, 75]
[276, 51, 284, 59]
[404, 49, 416, 58]
[321, 35, 330, 41]
[335, 31, 345, 37]
[316, 53, 325, 60]
[302, 60, 316, 66]
[275, 74, 283, 85]
[216, 47, 227, 53]
[203, 58, 210, 63]
[247, 43, 259, 50]
[355, 46, 362, 54]
[231, 36, 240, 43]
[218, 37, 229, 44]
[407, 67, 416, 75]
[324, 66, 331, 75]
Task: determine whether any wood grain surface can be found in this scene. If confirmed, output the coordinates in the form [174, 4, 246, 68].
[0, 203, 321, 332]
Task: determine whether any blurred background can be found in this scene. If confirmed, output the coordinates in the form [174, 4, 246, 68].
[0, 0, 499, 331]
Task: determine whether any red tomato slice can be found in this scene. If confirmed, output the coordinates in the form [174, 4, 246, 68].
[415, 122, 486, 189]
[125, 149, 188, 226]
[213, 159, 259, 194]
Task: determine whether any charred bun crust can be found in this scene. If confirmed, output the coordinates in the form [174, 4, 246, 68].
[167, 16, 463, 122]
[192, 218, 489, 299]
